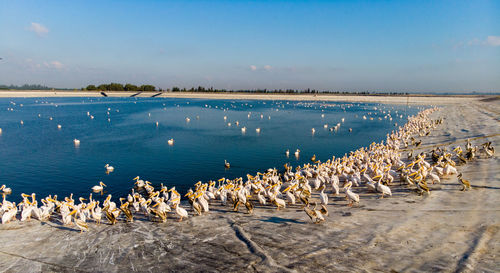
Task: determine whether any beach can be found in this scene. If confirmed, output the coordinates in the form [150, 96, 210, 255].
[0, 95, 498, 272]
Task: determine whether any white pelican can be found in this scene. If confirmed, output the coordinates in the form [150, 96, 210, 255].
[105, 164, 114, 172]
[311, 128, 316, 134]
[74, 139, 80, 145]
[225, 160, 231, 169]
[185, 117, 190, 122]
[343, 181, 359, 207]
[241, 127, 246, 133]
[133, 176, 145, 188]
[168, 138, 174, 145]
[319, 185, 328, 205]
[1, 203, 17, 224]
[0, 128, 3, 134]
[323, 124, 328, 129]
[256, 128, 261, 133]
[285, 149, 290, 157]
[375, 178, 392, 198]
[175, 202, 189, 222]
[295, 149, 300, 157]
[20, 120, 24, 125]
[57, 124, 62, 129]
[92, 181, 107, 192]
[0, 185, 12, 195]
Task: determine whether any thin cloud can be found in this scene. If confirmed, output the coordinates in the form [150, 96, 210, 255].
[50, 61, 64, 69]
[249, 65, 257, 71]
[466, 35, 500, 47]
[28, 22, 49, 37]
[485, 36, 500, 47]
[263, 65, 272, 71]
[42, 61, 64, 69]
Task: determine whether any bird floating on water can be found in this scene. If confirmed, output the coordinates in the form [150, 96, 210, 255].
[0, 185, 12, 195]
[57, 124, 62, 129]
[256, 128, 261, 133]
[224, 160, 230, 169]
[105, 164, 114, 172]
[285, 149, 290, 157]
[92, 181, 107, 192]
[168, 138, 174, 145]
[73, 139, 80, 145]
[295, 149, 300, 157]
[241, 127, 246, 133]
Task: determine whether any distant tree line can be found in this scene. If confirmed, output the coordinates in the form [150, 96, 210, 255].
[169, 86, 410, 95]
[84, 83, 157, 91]
[80, 83, 414, 95]
[0, 84, 54, 90]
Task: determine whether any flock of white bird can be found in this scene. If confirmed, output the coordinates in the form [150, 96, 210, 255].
[1, 101, 493, 233]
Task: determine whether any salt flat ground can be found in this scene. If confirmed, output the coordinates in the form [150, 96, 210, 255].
[0, 97, 499, 272]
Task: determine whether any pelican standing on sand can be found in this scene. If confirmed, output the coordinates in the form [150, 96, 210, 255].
[343, 181, 359, 206]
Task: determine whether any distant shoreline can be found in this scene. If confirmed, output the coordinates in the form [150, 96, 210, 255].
[0, 90, 494, 104]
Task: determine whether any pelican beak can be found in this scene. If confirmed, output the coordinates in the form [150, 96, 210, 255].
[152, 203, 159, 207]
[372, 175, 382, 179]
[397, 165, 405, 171]
[409, 171, 418, 177]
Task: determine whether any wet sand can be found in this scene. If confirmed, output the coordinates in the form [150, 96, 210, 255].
[0, 97, 499, 272]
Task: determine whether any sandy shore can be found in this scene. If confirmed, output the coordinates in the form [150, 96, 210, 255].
[0, 90, 491, 105]
[0, 97, 498, 272]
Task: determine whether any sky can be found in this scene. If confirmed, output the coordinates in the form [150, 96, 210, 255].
[0, 0, 499, 93]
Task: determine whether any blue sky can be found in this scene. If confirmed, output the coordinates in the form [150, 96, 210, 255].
[1, 0, 499, 92]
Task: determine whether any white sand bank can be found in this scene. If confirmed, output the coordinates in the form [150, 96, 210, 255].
[0, 97, 498, 272]
[0, 90, 490, 105]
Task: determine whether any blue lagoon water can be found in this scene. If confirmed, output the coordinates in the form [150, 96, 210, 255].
[0, 97, 419, 202]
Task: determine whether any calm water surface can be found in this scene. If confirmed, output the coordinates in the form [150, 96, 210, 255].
[0, 97, 420, 202]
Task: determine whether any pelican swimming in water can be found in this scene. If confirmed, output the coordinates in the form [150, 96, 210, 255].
[0, 185, 12, 195]
[168, 138, 174, 145]
[256, 128, 261, 133]
[92, 181, 107, 192]
[225, 160, 230, 169]
[105, 164, 114, 172]
[285, 149, 290, 157]
[133, 176, 145, 188]
[241, 127, 246, 133]
[295, 149, 300, 157]
[73, 139, 80, 145]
